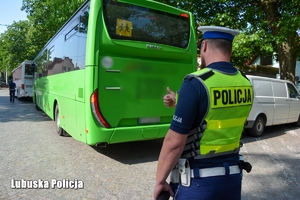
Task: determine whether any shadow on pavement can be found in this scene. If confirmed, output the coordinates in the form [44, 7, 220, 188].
[91, 138, 164, 164]
[241, 152, 300, 199]
[241, 123, 299, 144]
[92, 124, 300, 164]
[95, 122, 300, 164]
[0, 96, 51, 122]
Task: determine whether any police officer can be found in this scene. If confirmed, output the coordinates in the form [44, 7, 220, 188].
[154, 26, 253, 200]
[8, 79, 16, 103]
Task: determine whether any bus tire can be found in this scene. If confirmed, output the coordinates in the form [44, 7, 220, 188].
[35, 96, 42, 111]
[63, 130, 70, 137]
[247, 116, 265, 137]
[55, 104, 64, 136]
[36, 104, 41, 111]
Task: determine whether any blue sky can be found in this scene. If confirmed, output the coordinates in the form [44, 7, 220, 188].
[0, 0, 28, 34]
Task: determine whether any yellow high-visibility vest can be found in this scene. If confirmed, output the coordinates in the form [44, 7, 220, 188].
[183, 68, 253, 159]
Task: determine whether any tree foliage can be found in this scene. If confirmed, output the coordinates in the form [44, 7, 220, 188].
[0, 20, 34, 73]
[0, 0, 84, 74]
[1, 0, 300, 82]
[157, 0, 300, 82]
[21, 0, 85, 46]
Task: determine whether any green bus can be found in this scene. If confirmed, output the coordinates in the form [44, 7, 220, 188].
[33, 0, 197, 146]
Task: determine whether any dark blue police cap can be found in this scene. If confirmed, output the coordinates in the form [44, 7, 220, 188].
[198, 26, 240, 42]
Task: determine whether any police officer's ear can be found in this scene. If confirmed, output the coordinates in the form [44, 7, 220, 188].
[201, 40, 208, 53]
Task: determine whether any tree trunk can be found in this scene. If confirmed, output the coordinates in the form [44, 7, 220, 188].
[277, 36, 297, 82]
[260, 0, 296, 82]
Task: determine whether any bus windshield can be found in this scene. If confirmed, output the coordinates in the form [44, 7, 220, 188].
[103, 0, 190, 48]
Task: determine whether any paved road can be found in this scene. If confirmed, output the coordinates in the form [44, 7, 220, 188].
[0, 87, 300, 200]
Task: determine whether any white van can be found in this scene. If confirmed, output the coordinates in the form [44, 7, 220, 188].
[244, 75, 300, 137]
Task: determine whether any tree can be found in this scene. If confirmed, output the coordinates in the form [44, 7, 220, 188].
[157, 0, 300, 82]
[21, 0, 85, 56]
[0, 20, 34, 73]
[0, 0, 85, 74]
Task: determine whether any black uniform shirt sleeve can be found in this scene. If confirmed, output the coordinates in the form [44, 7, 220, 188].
[169, 77, 208, 134]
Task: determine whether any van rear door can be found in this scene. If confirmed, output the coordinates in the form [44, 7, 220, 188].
[287, 82, 300, 123]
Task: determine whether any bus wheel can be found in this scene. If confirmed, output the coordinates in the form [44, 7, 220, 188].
[35, 96, 41, 111]
[55, 104, 64, 136]
[36, 104, 41, 111]
[248, 116, 265, 137]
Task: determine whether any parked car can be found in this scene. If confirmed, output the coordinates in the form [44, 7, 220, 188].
[0, 81, 8, 88]
[244, 75, 300, 137]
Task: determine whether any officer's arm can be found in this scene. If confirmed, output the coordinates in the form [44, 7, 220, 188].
[155, 129, 188, 185]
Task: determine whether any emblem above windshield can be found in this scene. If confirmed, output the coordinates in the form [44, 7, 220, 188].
[146, 44, 161, 50]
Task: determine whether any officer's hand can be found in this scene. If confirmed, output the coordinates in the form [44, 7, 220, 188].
[163, 87, 176, 108]
[154, 181, 173, 200]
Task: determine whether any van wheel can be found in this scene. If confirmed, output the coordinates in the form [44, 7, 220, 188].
[248, 116, 265, 137]
[55, 104, 64, 136]
[295, 115, 300, 127]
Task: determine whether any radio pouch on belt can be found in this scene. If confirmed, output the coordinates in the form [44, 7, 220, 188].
[178, 158, 190, 187]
